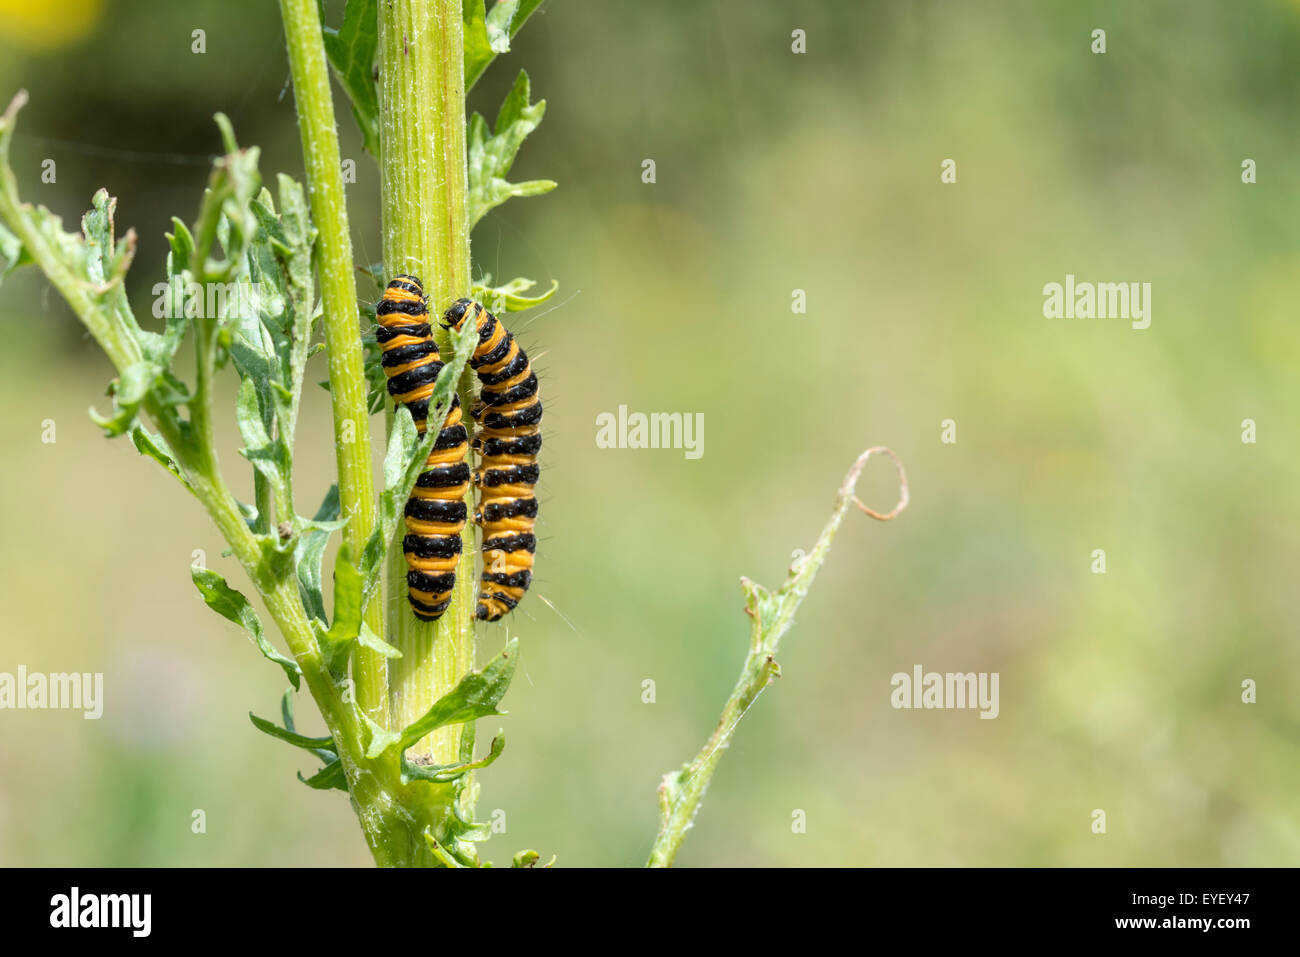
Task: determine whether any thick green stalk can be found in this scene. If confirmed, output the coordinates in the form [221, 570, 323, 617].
[647, 448, 910, 867]
[278, 0, 387, 723]
[378, 0, 476, 765]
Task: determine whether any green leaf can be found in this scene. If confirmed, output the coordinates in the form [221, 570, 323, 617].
[485, 0, 518, 52]
[325, 315, 385, 416]
[315, 546, 365, 676]
[280, 686, 297, 731]
[239, 173, 316, 518]
[129, 424, 191, 490]
[281, 687, 338, 765]
[251, 529, 295, 584]
[472, 275, 558, 315]
[269, 174, 316, 329]
[359, 325, 388, 415]
[0, 101, 144, 337]
[89, 361, 158, 437]
[464, 0, 546, 91]
[298, 760, 348, 791]
[424, 830, 468, 868]
[296, 483, 343, 622]
[468, 70, 556, 228]
[323, 0, 380, 155]
[0, 220, 31, 284]
[393, 638, 519, 755]
[235, 376, 286, 490]
[192, 115, 262, 280]
[165, 216, 195, 274]
[360, 404, 431, 605]
[80, 189, 134, 292]
[192, 567, 302, 689]
[400, 730, 505, 784]
[249, 712, 335, 751]
[361, 711, 402, 760]
[358, 622, 402, 659]
[463, 1, 492, 89]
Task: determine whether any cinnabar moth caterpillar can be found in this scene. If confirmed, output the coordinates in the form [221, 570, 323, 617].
[442, 298, 541, 622]
[375, 275, 470, 622]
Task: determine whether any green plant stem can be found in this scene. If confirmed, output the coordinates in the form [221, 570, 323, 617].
[0, 117, 141, 375]
[378, 0, 476, 767]
[2, 87, 435, 869]
[188, 445, 426, 867]
[278, 0, 387, 724]
[647, 447, 910, 867]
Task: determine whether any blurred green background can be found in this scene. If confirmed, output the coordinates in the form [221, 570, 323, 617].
[1, 0, 1297, 866]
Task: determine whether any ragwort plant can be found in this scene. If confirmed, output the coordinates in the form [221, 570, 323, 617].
[0, 0, 907, 868]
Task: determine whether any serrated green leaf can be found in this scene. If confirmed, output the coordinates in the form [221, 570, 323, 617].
[235, 376, 286, 489]
[79, 191, 138, 330]
[367, 640, 517, 761]
[249, 711, 334, 750]
[324, 0, 380, 155]
[468, 69, 555, 228]
[192, 567, 301, 689]
[392, 638, 518, 755]
[472, 275, 558, 315]
[241, 171, 316, 497]
[464, 0, 545, 91]
[271, 174, 315, 315]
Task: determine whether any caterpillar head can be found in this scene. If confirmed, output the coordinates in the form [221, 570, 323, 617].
[441, 297, 476, 330]
[388, 274, 423, 294]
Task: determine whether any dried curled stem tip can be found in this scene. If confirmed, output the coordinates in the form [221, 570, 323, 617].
[842, 445, 909, 521]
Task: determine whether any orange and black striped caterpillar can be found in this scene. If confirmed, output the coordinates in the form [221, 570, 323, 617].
[443, 298, 542, 622]
[375, 276, 470, 622]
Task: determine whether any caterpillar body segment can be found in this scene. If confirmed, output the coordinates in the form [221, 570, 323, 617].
[442, 298, 542, 621]
[375, 276, 470, 621]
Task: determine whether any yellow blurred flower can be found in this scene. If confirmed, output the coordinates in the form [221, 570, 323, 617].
[0, 0, 102, 52]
